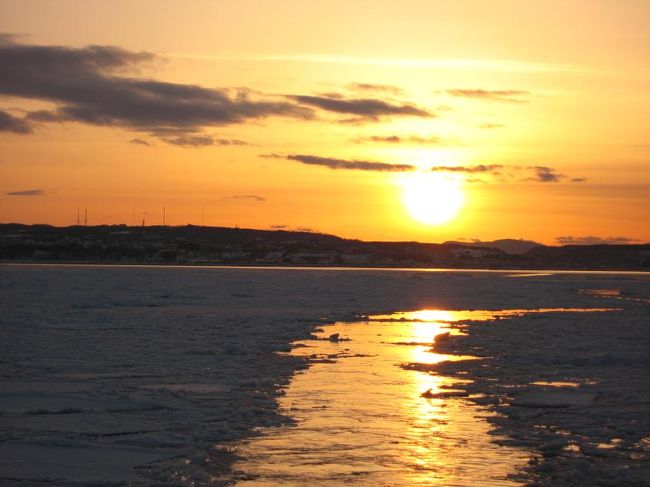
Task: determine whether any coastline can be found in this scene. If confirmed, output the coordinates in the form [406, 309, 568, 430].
[2, 261, 649, 274]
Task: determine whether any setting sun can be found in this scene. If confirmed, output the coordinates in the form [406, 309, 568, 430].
[400, 172, 465, 226]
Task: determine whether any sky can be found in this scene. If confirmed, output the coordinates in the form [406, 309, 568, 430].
[1, 0, 649, 245]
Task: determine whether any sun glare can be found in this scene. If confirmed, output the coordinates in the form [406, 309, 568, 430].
[400, 172, 464, 226]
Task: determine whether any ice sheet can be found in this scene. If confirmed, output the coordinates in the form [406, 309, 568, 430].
[1, 264, 648, 484]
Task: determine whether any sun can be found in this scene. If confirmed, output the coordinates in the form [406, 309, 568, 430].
[400, 172, 465, 225]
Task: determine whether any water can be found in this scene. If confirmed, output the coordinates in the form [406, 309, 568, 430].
[232, 310, 533, 486]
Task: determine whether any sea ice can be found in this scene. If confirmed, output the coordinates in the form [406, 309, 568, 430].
[1, 264, 648, 485]
[511, 390, 597, 408]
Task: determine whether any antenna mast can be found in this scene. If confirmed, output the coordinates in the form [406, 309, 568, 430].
[84, 208, 88, 226]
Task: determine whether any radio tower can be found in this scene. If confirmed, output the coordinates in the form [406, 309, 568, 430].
[163, 205, 166, 226]
[76, 207, 80, 225]
[84, 208, 88, 226]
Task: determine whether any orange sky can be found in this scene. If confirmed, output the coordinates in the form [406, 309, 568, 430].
[1, 0, 649, 245]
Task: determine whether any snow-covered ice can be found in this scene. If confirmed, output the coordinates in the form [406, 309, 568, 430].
[0, 264, 648, 485]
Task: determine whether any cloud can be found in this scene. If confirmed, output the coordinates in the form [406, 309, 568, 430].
[259, 153, 283, 159]
[431, 164, 503, 174]
[347, 83, 404, 95]
[477, 122, 506, 129]
[556, 236, 640, 245]
[526, 165, 565, 182]
[225, 194, 266, 202]
[353, 134, 443, 145]
[214, 138, 248, 146]
[162, 135, 249, 147]
[5, 189, 45, 196]
[162, 135, 216, 147]
[428, 164, 584, 183]
[129, 138, 151, 146]
[264, 153, 583, 183]
[286, 154, 414, 172]
[0, 110, 33, 134]
[355, 135, 401, 143]
[270, 224, 316, 232]
[24, 110, 63, 123]
[446, 89, 529, 103]
[0, 36, 312, 143]
[287, 94, 431, 121]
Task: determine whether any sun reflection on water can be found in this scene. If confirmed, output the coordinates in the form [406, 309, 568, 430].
[230, 309, 534, 485]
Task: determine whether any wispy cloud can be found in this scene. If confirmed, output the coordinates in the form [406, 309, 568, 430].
[285, 154, 415, 172]
[265, 154, 584, 182]
[270, 224, 316, 233]
[526, 166, 565, 182]
[5, 189, 45, 196]
[431, 164, 503, 174]
[162, 135, 216, 147]
[213, 138, 248, 146]
[347, 83, 404, 95]
[287, 94, 431, 122]
[477, 122, 506, 129]
[171, 53, 642, 76]
[225, 194, 266, 202]
[446, 89, 529, 103]
[129, 138, 151, 146]
[430, 163, 585, 184]
[0, 110, 33, 134]
[556, 236, 640, 245]
[353, 134, 444, 145]
[160, 134, 249, 147]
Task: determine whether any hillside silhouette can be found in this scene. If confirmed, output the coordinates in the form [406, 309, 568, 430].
[1, 224, 648, 270]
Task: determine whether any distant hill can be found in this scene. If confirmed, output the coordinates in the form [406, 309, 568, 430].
[0, 224, 648, 270]
[444, 239, 543, 255]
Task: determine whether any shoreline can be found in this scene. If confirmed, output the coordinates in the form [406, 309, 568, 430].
[2, 261, 649, 275]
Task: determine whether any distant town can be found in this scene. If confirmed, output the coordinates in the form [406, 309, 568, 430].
[1, 224, 649, 270]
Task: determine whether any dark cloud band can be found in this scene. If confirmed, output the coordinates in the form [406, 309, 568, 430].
[556, 235, 639, 245]
[431, 164, 503, 174]
[0, 110, 33, 134]
[5, 189, 45, 196]
[447, 89, 529, 103]
[0, 36, 311, 143]
[286, 154, 415, 172]
[288, 94, 431, 121]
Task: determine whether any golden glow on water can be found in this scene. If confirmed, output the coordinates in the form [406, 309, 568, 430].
[232, 307, 616, 485]
[370, 309, 496, 322]
[232, 309, 531, 485]
[371, 308, 617, 322]
[530, 381, 580, 388]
